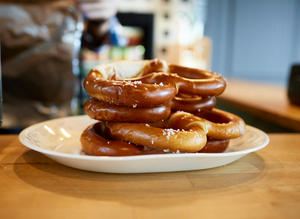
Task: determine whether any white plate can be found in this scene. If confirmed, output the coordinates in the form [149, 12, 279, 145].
[19, 115, 269, 173]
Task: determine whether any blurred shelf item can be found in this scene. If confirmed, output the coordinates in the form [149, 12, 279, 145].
[178, 36, 212, 70]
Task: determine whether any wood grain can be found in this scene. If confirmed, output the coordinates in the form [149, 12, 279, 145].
[1, 134, 300, 219]
[217, 79, 300, 132]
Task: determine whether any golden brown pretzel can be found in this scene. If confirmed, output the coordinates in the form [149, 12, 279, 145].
[195, 108, 245, 139]
[106, 111, 208, 153]
[105, 109, 243, 153]
[81, 110, 241, 155]
[84, 97, 172, 123]
[81, 122, 164, 156]
[80, 123, 229, 156]
[84, 59, 226, 107]
[171, 95, 216, 113]
[137, 72, 226, 97]
[158, 109, 244, 140]
[84, 59, 176, 107]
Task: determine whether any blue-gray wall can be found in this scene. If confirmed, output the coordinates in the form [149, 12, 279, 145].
[204, 0, 300, 85]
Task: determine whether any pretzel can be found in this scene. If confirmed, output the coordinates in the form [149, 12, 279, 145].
[84, 59, 226, 107]
[193, 108, 246, 139]
[80, 124, 231, 156]
[137, 71, 226, 97]
[80, 110, 242, 155]
[106, 111, 208, 153]
[171, 95, 216, 113]
[106, 109, 244, 153]
[80, 122, 164, 156]
[84, 97, 172, 123]
[84, 59, 176, 107]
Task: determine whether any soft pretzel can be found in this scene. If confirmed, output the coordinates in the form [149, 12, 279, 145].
[137, 71, 226, 97]
[84, 59, 176, 107]
[84, 97, 172, 123]
[106, 111, 208, 153]
[194, 108, 246, 139]
[171, 95, 216, 113]
[105, 109, 244, 153]
[80, 110, 242, 155]
[84, 59, 226, 107]
[151, 109, 244, 140]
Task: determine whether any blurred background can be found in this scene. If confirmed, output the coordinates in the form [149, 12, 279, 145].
[0, 0, 299, 133]
[83, 0, 300, 85]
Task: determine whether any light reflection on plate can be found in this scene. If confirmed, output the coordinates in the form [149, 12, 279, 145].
[19, 115, 269, 173]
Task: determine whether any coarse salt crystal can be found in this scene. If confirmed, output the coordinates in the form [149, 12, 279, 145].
[162, 128, 178, 140]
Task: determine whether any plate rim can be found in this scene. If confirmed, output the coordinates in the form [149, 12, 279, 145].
[19, 115, 270, 161]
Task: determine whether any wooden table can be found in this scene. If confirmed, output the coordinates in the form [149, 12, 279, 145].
[217, 79, 300, 132]
[1, 134, 300, 219]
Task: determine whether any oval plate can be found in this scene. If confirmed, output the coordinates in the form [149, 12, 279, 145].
[19, 115, 269, 173]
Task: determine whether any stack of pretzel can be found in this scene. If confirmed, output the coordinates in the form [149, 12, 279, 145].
[80, 59, 245, 156]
